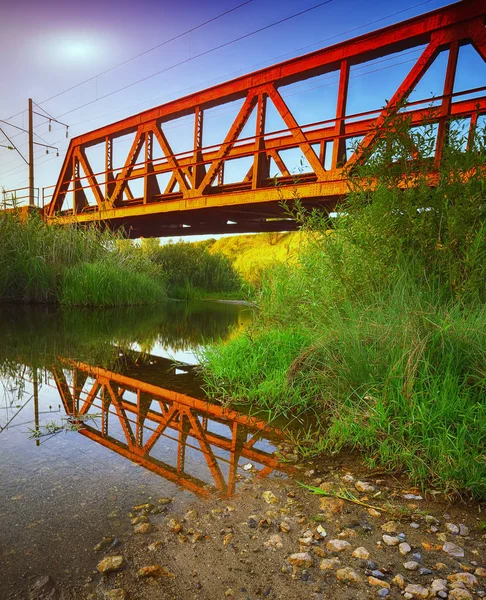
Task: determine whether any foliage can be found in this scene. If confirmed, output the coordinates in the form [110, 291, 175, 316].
[0, 212, 166, 305]
[139, 238, 242, 299]
[201, 117, 486, 498]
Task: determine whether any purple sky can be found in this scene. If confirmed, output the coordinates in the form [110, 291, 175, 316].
[1, 0, 484, 221]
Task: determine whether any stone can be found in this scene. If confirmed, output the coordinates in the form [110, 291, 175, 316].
[430, 579, 447, 594]
[137, 565, 174, 579]
[381, 521, 398, 534]
[94, 537, 118, 552]
[336, 567, 362, 585]
[355, 481, 376, 493]
[404, 584, 429, 598]
[369, 576, 390, 588]
[319, 482, 334, 492]
[264, 534, 283, 551]
[131, 515, 149, 525]
[448, 573, 478, 589]
[382, 535, 400, 546]
[448, 590, 473, 600]
[378, 589, 389, 598]
[352, 547, 370, 560]
[133, 503, 153, 512]
[425, 515, 440, 525]
[342, 474, 355, 483]
[446, 523, 460, 535]
[475, 567, 486, 577]
[326, 539, 351, 553]
[97, 556, 124, 574]
[157, 497, 172, 505]
[371, 570, 386, 580]
[287, 553, 313, 568]
[319, 558, 339, 571]
[134, 523, 153, 535]
[419, 568, 432, 576]
[148, 542, 162, 551]
[168, 519, 183, 534]
[443, 542, 464, 558]
[392, 574, 405, 589]
[404, 561, 420, 571]
[458, 524, 469, 537]
[319, 497, 345, 517]
[316, 525, 327, 538]
[368, 508, 382, 518]
[29, 576, 57, 599]
[262, 491, 279, 505]
[279, 521, 291, 533]
[399, 542, 412, 555]
[103, 590, 126, 600]
[185, 509, 198, 520]
[224, 589, 235, 597]
[223, 533, 233, 546]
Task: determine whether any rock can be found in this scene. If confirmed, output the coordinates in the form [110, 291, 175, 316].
[355, 481, 376, 493]
[157, 497, 172, 505]
[103, 590, 127, 600]
[29, 575, 57, 599]
[94, 536, 117, 552]
[316, 525, 327, 538]
[446, 523, 460, 535]
[132, 503, 153, 512]
[279, 521, 291, 533]
[382, 535, 400, 546]
[287, 553, 313, 568]
[392, 574, 405, 589]
[371, 570, 386, 580]
[185, 509, 198, 520]
[319, 558, 339, 571]
[404, 583, 429, 598]
[443, 542, 464, 558]
[458, 524, 469, 537]
[369, 576, 390, 588]
[448, 573, 478, 589]
[352, 547, 370, 560]
[131, 515, 149, 525]
[430, 579, 447, 594]
[148, 542, 162, 551]
[134, 523, 153, 535]
[381, 521, 398, 534]
[404, 561, 420, 571]
[97, 556, 124, 574]
[319, 482, 334, 492]
[425, 515, 440, 525]
[342, 474, 355, 483]
[262, 491, 279, 505]
[475, 567, 486, 577]
[137, 565, 175, 579]
[448, 590, 473, 600]
[326, 539, 351, 553]
[419, 568, 432, 575]
[319, 497, 345, 517]
[378, 589, 389, 598]
[410, 522, 420, 529]
[264, 534, 283, 551]
[224, 589, 235, 597]
[168, 519, 183, 534]
[336, 567, 362, 585]
[368, 508, 382, 518]
[403, 494, 423, 500]
[223, 533, 233, 546]
[399, 542, 412, 555]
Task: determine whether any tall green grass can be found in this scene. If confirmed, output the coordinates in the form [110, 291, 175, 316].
[201, 117, 486, 497]
[0, 211, 166, 306]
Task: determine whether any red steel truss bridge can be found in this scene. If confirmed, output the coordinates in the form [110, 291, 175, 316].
[43, 0, 486, 237]
[50, 355, 290, 498]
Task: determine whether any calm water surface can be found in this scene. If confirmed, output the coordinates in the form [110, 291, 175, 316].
[0, 301, 287, 599]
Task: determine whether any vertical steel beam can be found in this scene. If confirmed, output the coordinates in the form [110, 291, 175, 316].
[192, 106, 206, 189]
[332, 60, 350, 169]
[105, 137, 115, 203]
[144, 130, 161, 204]
[435, 41, 459, 164]
[252, 94, 269, 189]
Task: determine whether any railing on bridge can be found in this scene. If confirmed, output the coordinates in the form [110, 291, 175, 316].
[2, 186, 40, 209]
[43, 0, 486, 237]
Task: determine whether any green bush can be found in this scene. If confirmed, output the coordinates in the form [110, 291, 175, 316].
[202, 116, 486, 497]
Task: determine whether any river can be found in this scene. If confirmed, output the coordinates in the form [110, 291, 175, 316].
[0, 301, 290, 599]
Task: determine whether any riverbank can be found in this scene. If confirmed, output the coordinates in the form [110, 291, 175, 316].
[16, 449, 486, 600]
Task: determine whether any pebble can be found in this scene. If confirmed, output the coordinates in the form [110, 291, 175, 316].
[355, 481, 376, 493]
[382, 535, 400, 546]
[319, 558, 340, 571]
[369, 576, 390, 589]
[419, 568, 432, 575]
[336, 567, 362, 585]
[352, 547, 370, 560]
[410, 522, 420, 529]
[103, 590, 127, 600]
[287, 553, 313, 568]
[399, 542, 412, 555]
[326, 539, 351, 553]
[316, 525, 327, 538]
[134, 523, 153, 535]
[131, 515, 149, 525]
[459, 524, 469, 537]
[168, 519, 183, 534]
[279, 521, 291, 533]
[157, 497, 172, 505]
[392, 574, 405, 589]
[448, 573, 478, 588]
[97, 556, 124, 574]
[371, 570, 386, 580]
[446, 523, 460, 535]
[263, 491, 279, 505]
[225, 588, 235, 597]
[404, 583, 429, 598]
[404, 561, 420, 571]
[94, 537, 118, 552]
[443, 542, 465, 558]
[448, 590, 473, 600]
[381, 521, 398, 534]
[137, 565, 175, 579]
[264, 534, 283, 551]
[430, 579, 448, 593]
[378, 589, 389, 597]
[475, 567, 486, 577]
[319, 497, 345, 517]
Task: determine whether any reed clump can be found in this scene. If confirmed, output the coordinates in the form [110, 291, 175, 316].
[201, 117, 486, 498]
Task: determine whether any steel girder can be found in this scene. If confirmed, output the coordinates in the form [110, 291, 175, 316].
[44, 0, 486, 237]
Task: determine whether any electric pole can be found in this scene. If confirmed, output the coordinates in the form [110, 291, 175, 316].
[28, 98, 34, 207]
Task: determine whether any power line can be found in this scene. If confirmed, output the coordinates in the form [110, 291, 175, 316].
[55, 1, 334, 119]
